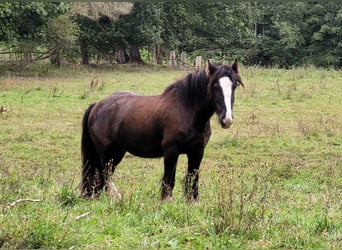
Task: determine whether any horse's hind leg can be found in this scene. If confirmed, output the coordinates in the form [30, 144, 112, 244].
[104, 148, 126, 200]
[81, 153, 103, 199]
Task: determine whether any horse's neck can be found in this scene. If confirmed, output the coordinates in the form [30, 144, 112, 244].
[193, 102, 215, 130]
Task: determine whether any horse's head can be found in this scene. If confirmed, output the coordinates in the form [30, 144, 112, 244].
[206, 60, 244, 129]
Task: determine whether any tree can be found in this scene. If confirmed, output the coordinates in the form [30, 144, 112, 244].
[0, 3, 68, 46]
[245, 2, 342, 68]
[114, 3, 164, 63]
[71, 2, 132, 65]
[46, 14, 79, 66]
[246, 3, 308, 67]
[306, 3, 342, 67]
[0, 2, 69, 66]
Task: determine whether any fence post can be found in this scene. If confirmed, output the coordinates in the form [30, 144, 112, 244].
[180, 52, 186, 69]
[195, 56, 202, 70]
[169, 51, 177, 68]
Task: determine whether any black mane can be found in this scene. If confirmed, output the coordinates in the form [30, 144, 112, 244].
[162, 70, 209, 109]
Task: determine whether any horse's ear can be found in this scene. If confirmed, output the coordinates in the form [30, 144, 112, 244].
[236, 74, 245, 88]
[205, 60, 216, 78]
[232, 59, 239, 73]
[232, 59, 245, 88]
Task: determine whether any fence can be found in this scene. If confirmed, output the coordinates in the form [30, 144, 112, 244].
[169, 51, 202, 70]
[0, 48, 203, 69]
[0, 50, 51, 65]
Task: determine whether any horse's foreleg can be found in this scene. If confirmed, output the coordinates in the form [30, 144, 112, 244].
[184, 149, 204, 202]
[161, 146, 179, 200]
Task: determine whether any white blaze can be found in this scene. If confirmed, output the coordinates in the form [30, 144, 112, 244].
[219, 76, 233, 127]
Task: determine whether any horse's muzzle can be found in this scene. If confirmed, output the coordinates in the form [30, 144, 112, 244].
[220, 117, 233, 129]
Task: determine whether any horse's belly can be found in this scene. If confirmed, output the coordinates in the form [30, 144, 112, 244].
[124, 139, 164, 158]
[128, 147, 164, 158]
[117, 130, 164, 158]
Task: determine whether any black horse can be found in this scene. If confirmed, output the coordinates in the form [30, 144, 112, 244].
[81, 60, 244, 201]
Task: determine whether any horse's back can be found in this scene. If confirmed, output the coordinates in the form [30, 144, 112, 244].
[113, 90, 134, 96]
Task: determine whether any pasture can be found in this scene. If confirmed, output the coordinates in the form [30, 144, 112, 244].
[0, 65, 341, 248]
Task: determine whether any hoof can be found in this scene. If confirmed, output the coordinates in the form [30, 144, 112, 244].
[161, 195, 173, 203]
[186, 197, 199, 205]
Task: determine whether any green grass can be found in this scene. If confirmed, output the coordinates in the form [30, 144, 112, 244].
[0, 64, 341, 249]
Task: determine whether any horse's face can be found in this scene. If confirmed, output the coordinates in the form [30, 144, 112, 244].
[206, 60, 244, 129]
[213, 73, 236, 128]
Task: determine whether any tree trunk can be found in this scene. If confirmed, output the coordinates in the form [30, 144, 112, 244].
[81, 44, 89, 65]
[116, 48, 129, 64]
[129, 45, 143, 64]
[24, 51, 32, 63]
[50, 49, 61, 67]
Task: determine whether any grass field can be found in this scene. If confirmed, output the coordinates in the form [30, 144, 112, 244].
[0, 64, 341, 249]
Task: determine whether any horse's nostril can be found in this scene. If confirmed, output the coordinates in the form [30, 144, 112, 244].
[220, 119, 225, 127]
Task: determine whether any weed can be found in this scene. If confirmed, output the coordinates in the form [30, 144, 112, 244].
[57, 182, 78, 208]
[51, 83, 63, 98]
[90, 77, 99, 92]
[79, 89, 88, 100]
[314, 214, 335, 234]
[298, 117, 318, 138]
[209, 164, 271, 238]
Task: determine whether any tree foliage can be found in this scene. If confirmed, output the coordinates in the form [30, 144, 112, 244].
[0, 2, 341, 68]
[0, 2, 68, 45]
[247, 2, 342, 68]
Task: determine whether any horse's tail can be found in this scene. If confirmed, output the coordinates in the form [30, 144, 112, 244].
[80, 103, 102, 199]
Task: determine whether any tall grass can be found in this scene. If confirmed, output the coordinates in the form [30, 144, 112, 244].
[0, 65, 341, 248]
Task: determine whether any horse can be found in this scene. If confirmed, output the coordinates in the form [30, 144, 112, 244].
[80, 60, 244, 201]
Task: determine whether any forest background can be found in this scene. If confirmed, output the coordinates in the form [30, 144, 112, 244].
[0, 2, 341, 69]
